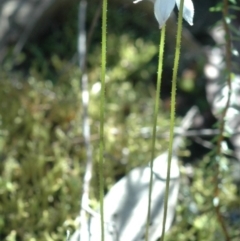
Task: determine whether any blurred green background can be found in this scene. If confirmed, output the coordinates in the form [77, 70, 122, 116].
[0, 0, 239, 240]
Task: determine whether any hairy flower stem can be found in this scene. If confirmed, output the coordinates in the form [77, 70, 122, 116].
[213, 0, 232, 240]
[99, 0, 108, 240]
[160, 1, 184, 241]
[145, 24, 166, 241]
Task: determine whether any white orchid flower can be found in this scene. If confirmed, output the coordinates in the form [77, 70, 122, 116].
[133, 0, 194, 28]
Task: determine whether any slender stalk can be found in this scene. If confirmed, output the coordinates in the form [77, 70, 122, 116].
[77, 1, 93, 240]
[161, 1, 184, 240]
[145, 24, 166, 241]
[213, 0, 232, 240]
[99, 0, 108, 240]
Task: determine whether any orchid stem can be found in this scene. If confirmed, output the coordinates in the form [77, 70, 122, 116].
[161, 0, 184, 240]
[99, 0, 108, 240]
[145, 24, 166, 241]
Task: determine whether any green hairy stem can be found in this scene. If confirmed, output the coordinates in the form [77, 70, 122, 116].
[161, 0, 185, 240]
[99, 0, 108, 240]
[145, 24, 166, 241]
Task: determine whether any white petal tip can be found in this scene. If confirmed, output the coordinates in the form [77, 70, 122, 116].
[154, 0, 175, 30]
[184, 17, 194, 26]
[133, 0, 142, 3]
[176, 0, 194, 26]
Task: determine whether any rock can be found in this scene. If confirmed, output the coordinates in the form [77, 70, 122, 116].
[71, 107, 198, 241]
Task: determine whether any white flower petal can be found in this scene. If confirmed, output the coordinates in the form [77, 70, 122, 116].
[133, 0, 143, 4]
[154, 0, 175, 28]
[176, 0, 194, 25]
